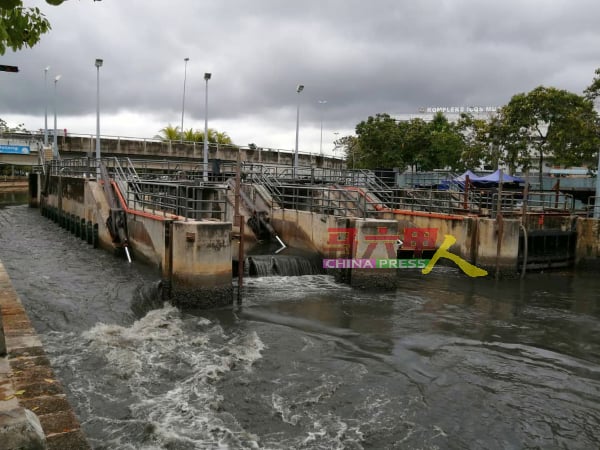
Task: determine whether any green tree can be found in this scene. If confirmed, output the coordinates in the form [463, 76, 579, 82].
[0, 117, 27, 133]
[584, 67, 600, 102]
[214, 130, 233, 145]
[456, 113, 490, 170]
[334, 135, 360, 168]
[354, 113, 402, 168]
[425, 112, 465, 171]
[0, 0, 75, 55]
[158, 125, 235, 146]
[182, 128, 196, 142]
[354, 112, 467, 171]
[156, 124, 180, 141]
[502, 86, 599, 186]
[397, 118, 429, 172]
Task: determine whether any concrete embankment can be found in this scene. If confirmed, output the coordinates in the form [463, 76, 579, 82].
[0, 260, 90, 449]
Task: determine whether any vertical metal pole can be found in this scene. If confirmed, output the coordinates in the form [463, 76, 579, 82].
[180, 57, 189, 143]
[96, 63, 101, 179]
[44, 67, 49, 147]
[495, 169, 504, 280]
[237, 220, 245, 305]
[294, 85, 304, 177]
[236, 154, 244, 304]
[463, 175, 470, 210]
[320, 117, 323, 156]
[53, 78, 58, 158]
[318, 99, 326, 156]
[294, 101, 300, 175]
[203, 73, 211, 182]
[521, 170, 529, 222]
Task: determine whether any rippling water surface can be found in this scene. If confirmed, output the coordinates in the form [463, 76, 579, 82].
[1, 201, 599, 449]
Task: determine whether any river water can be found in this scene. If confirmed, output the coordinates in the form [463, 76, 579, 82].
[1, 197, 599, 450]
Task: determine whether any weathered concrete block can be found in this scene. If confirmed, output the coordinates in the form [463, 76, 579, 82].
[171, 221, 233, 308]
[350, 219, 400, 289]
[0, 407, 46, 450]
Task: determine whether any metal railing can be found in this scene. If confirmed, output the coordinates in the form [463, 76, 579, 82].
[40, 157, 595, 221]
[3, 130, 346, 160]
[264, 184, 368, 217]
[126, 181, 228, 221]
[587, 196, 600, 218]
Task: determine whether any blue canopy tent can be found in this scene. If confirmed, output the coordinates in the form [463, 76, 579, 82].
[475, 170, 524, 184]
[448, 170, 481, 191]
[454, 170, 481, 182]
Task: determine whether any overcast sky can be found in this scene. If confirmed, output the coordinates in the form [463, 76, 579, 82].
[1, 0, 600, 156]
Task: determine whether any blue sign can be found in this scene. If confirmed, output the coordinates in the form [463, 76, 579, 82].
[0, 144, 31, 155]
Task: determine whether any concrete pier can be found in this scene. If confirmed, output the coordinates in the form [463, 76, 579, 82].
[0, 260, 90, 449]
[40, 174, 234, 308]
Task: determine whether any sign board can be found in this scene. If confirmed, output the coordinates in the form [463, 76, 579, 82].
[0, 65, 19, 72]
[419, 106, 500, 114]
[0, 144, 31, 154]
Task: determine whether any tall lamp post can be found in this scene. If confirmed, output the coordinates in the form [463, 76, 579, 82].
[53, 75, 61, 159]
[318, 99, 327, 156]
[95, 58, 103, 178]
[180, 57, 189, 143]
[294, 84, 304, 176]
[44, 66, 50, 147]
[203, 72, 211, 182]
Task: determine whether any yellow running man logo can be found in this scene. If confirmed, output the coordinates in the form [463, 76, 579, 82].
[422, 234, 488, 277]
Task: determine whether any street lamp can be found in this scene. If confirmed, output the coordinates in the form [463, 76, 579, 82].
[44, 66, 50, 147]
[294, 84, 304, 175]
[318, 99, 327, 156]
[203, 72, 211, 182]
[180, 57, 189, 143]
[53, 75, 61, 159]
[95, 58, 103, 178]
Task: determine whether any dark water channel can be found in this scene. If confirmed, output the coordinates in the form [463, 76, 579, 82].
[1, 200, 599, 449]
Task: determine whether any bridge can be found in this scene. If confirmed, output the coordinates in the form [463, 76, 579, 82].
[0, 132, 345, 171]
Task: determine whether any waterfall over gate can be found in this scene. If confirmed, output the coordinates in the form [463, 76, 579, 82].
[245, 255, 322, 277]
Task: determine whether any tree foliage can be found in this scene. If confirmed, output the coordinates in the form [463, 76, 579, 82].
[353, 112, 467, 172]
[0, 0, 72, 55]
[349, 74, 600, 178]
[0, 117, 27, 132]
[157, 124, 234, 145]
[501, 86, 599, 185]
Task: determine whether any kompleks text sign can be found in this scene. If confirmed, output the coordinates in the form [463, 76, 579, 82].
[325, 227, 488, 278]
[0, 144, 30, 155]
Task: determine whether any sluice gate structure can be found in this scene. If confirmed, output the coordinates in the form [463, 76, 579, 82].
[26, 157, 600, 300]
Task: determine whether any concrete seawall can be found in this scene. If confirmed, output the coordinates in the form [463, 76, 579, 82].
[0, 260, 90, 449]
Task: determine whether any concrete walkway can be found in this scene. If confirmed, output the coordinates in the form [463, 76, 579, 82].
[0, 260, 90, 449]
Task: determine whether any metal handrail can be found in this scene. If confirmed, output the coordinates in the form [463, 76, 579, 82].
[126, 181, 228, 221]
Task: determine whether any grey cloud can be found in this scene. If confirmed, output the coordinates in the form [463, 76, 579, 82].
[2, 0, 600, 147]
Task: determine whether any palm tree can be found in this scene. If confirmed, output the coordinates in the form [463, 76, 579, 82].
[182, 128, 197, 142]
[214, 131, 233, 145]
[157, 124, 235, 145]
[155, 124, 180, 141]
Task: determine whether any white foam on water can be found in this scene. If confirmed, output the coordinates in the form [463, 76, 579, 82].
[267, 370, 368, 449]
[45, 305, 266, 449]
